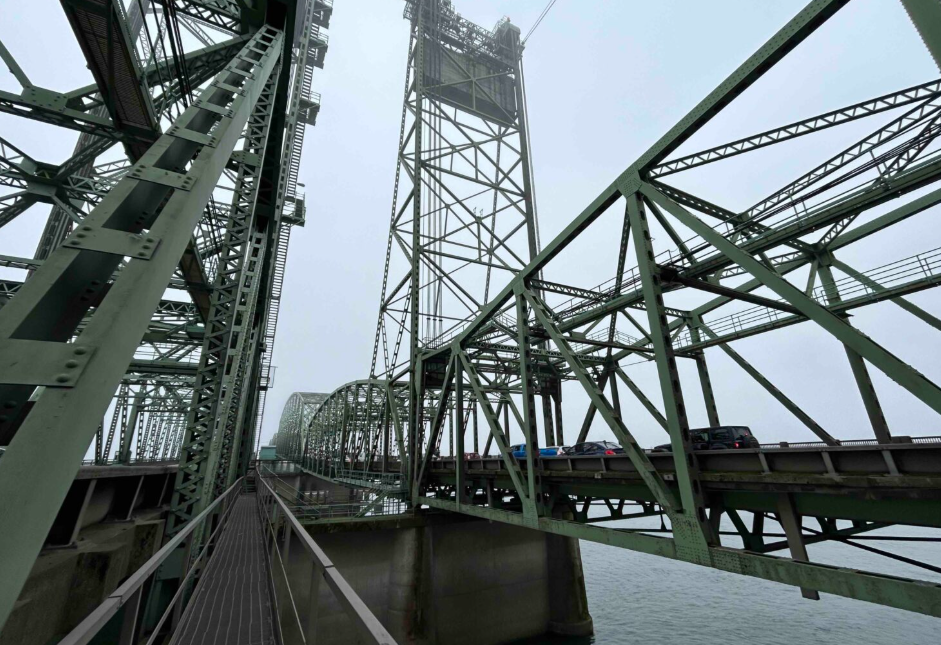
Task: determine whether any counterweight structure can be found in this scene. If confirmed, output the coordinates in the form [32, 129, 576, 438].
[0, 0, 333, 630]
[277, 0, 941, 618]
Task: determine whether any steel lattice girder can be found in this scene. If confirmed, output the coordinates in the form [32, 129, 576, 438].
[167, 62, 282, 532]
[370, 2, 539, 382]
[277, 0, 941, 619]
[0, 25, 284, 630]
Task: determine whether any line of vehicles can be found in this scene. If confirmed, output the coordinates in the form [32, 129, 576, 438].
[459, 426, 760, 460]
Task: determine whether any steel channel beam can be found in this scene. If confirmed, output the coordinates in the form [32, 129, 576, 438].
[0, 27, 284, 631]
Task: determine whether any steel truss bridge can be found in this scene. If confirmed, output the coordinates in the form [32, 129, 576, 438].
[272, 0, 941, 620]
[1, 0, 941, 642]
[0, 0, 374, 641]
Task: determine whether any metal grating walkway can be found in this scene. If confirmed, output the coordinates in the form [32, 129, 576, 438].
[173, 494, 276, 645]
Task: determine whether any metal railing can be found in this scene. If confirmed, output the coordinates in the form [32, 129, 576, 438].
[673, 245, 941, 349]
[260, 465, 407, 521]
[257, 476, 398, 644]
[812, 247, 941, 302]
[79, 457, 177, 466]
[59, 478, 245, 645]
[757, 435, 941, 450]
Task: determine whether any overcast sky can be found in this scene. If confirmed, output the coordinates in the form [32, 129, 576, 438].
[2, 0, 939, 452]
[260, 0, 940, 449]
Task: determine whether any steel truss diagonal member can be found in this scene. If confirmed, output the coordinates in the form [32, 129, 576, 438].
[694, 319, 838, 446]
[623, 190, 715, 559]
[640, 182, 941, 421]
[167, 60, 283, 534]
[458, 350, 536, 521]
[515, 290, 545, 517]
[523, 290, 679, 515]
[0, 26, 284, 632]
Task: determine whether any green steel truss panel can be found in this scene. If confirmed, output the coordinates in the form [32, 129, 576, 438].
[276, 0, 941, 620]
[0, 0, 338, 633]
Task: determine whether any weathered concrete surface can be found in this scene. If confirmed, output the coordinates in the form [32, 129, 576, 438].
[0, 515, 163, 645]
[291, 513, 593, 645]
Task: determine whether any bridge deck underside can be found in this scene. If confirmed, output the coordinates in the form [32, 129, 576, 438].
[310, 442, 941, 527]
[174, 495, 276, 645]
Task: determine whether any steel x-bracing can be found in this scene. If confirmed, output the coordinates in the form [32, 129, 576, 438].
[0, 0, 335, 633]
[276, 0, 941, 620]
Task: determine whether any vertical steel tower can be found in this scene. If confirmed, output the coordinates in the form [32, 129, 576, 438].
[371, 0, 539, 376]
[369, 0, 542, 492]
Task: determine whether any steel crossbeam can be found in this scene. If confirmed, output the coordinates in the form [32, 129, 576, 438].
[274, 0, 941, 621]
[0, 24, 284, 630]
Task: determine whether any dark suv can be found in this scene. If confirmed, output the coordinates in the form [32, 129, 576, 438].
[653, 426, 759, 452]
[564, 441, 625, 456]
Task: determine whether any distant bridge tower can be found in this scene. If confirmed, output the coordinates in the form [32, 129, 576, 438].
[372, 0, 539, 373]
[371, 0, 542, 487]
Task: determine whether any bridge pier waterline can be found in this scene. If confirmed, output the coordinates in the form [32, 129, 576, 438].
[291, 513, 594, 644]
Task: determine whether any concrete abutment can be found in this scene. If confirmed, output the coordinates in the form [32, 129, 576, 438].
[297, 512, 593, 645]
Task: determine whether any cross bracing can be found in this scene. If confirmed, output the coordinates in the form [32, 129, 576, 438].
[0, 0, 335, 632]
[370, 0, 540, 383]
[276, 0, 941, 619]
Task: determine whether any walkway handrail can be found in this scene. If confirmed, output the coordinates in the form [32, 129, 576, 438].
[258, 474, 398, 645]
[60, 478, 245, 645]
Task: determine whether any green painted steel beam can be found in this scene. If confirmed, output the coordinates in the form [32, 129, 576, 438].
[695, 320, 838, 445]
[641, 181, 941, 419]
[525, 289, 679, 513]
[0, 26, 284, 632]
[900, 0, 941, 71]
[830, 257, 941, 331]
[418, 496, 941, 617]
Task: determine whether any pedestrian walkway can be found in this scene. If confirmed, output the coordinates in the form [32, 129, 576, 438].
[172, 494, 276, 645]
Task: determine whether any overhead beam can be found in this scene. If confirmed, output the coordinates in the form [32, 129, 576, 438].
[0, 27, 284, 632]
[642, 181, 941, 419]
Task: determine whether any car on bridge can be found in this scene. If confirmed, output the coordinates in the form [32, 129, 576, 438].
[563, 441, 625, 456]
[652, 426, 759, 452]
[508, 444, 565, 458]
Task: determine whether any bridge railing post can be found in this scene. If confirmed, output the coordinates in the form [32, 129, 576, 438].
[117, 586, 143, 645]
[170, 532, 196, 630]
[304, 565, 324, 645]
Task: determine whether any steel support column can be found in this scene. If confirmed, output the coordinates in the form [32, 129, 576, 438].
[0, 26, 284, 631]
[626, 189, 714, 558]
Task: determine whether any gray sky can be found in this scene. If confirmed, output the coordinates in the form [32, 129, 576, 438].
[2, 1, 939, 452]
[261, 0, 941, 449]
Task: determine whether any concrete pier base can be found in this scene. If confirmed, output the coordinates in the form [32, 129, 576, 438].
[296, 512, 593, 645]
[0, 516, 164, 645]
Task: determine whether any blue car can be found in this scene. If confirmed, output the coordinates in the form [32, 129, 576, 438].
[508, 444, 564, 458]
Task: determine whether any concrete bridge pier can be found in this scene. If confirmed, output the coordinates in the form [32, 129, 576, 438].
[293, 512, 594, 645]
[546, 522, 594, 637]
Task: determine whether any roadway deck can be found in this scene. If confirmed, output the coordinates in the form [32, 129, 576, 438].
[173, 494, 276, 645]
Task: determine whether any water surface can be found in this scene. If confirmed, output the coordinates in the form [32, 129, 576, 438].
[514, 518, 940, 644]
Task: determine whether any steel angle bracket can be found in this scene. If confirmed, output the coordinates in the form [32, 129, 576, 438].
[166, 124, 219, 148]
[196, 100, 235, 118]
[20, 86, 68, 112]
[210, 80, 245, 95]
[227, 67, 255, 79]
[0, 339, 94, 387]
[127, 165, 195, 191]
[230, 150, 261, 167]
[63, 225, 161, 260]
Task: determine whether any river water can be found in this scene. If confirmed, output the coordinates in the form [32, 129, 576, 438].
[513, 516, 940, 644]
